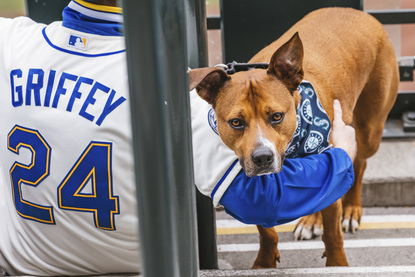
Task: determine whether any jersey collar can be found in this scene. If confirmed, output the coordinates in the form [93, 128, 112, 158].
[62, 0, 123, 36]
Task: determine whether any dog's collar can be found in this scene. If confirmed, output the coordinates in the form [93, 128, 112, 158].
[215, 61, 269, 75]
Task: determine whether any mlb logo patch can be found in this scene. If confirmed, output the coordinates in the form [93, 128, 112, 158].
[68, 34, 88, 51]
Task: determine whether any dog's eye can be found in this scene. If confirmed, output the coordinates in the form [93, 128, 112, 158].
[229, 118, 245, 130]
[270, 113, 284, 124]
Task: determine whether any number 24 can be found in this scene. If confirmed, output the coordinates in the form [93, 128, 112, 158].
[8, 125, 119, 231]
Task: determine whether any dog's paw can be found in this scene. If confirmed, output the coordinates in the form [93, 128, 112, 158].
[252, 245, 280, 269]
[293, 213, 323, 240]
[342, 217, 360, 233]
[293, 224, 323, 240]
[342, 204, 362, 233]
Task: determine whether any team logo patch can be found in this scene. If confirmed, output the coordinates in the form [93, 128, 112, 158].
[301, 99, 313, 124]
[68, 34, 88, 51]
[304, 131, 324, 153]
[208, 108, 219, 135]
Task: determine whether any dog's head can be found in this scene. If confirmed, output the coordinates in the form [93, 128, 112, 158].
[190, 33, 304, 177]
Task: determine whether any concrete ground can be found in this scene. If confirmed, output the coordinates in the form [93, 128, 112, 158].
[208, 206, 415, 275]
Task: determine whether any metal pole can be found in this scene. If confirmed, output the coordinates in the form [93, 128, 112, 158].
[123, 1, 199, 276]
[184, 0, 219, 269]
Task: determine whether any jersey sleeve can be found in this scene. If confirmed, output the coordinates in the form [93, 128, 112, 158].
[219, 148, 354, 228]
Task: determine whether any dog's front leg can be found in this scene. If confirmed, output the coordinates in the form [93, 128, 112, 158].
[252, 225, 280, 268]
[321, 199, 348, 266]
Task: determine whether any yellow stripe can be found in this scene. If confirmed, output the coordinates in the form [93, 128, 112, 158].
[359, 221, 415, 230]
[216, 222, 415, 235]
[217, 225, 294, 235]
[74, 0, 122, 14]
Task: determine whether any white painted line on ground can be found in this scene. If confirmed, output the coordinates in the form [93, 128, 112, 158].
[217, 237, 415, 252]
[361, 214, 415, 223]
[216, 214, 415, 229]
[200, 266, 415, 276]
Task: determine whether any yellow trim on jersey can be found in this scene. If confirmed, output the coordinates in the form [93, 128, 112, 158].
[73, 0, 122, 14]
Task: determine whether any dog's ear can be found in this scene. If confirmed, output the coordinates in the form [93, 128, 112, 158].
[268, 32, 304, 92]
[189, 68, 230, 105]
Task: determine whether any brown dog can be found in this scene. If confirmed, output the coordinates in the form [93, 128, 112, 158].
[190, 7, 398, 267]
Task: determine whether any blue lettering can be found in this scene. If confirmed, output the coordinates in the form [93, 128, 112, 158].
[79, 82, 110, 122]
[10, 68, 126, 125]
[10, 69, 23, 107]
[52, 72, 78, 108]
[96, 90, 126, 126]
[26, 68, 44, 106]
[44, 70, 56, 107]
[67, 77, 93, 112]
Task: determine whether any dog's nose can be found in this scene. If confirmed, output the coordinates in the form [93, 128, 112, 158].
[252, 148, 274, 168]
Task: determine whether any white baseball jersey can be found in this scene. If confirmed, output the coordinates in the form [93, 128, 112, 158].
[0, 1, 140, 275]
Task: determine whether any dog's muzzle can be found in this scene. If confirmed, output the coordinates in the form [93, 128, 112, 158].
[242, 147, 284, 177]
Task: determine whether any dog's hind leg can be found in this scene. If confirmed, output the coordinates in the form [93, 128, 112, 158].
[252, 225, 280, 268]
[341, 104, 393, 232]
[342, 91, 390, 233]
[342, 38, 399, 233]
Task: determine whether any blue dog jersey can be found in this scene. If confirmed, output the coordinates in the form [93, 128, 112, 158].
[286, 81, 332, 158]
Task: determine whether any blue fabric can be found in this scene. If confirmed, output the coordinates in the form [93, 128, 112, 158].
[285, 82, 332, 158]
[219, 148, 354, 228]
[62, 6, 122, 36]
